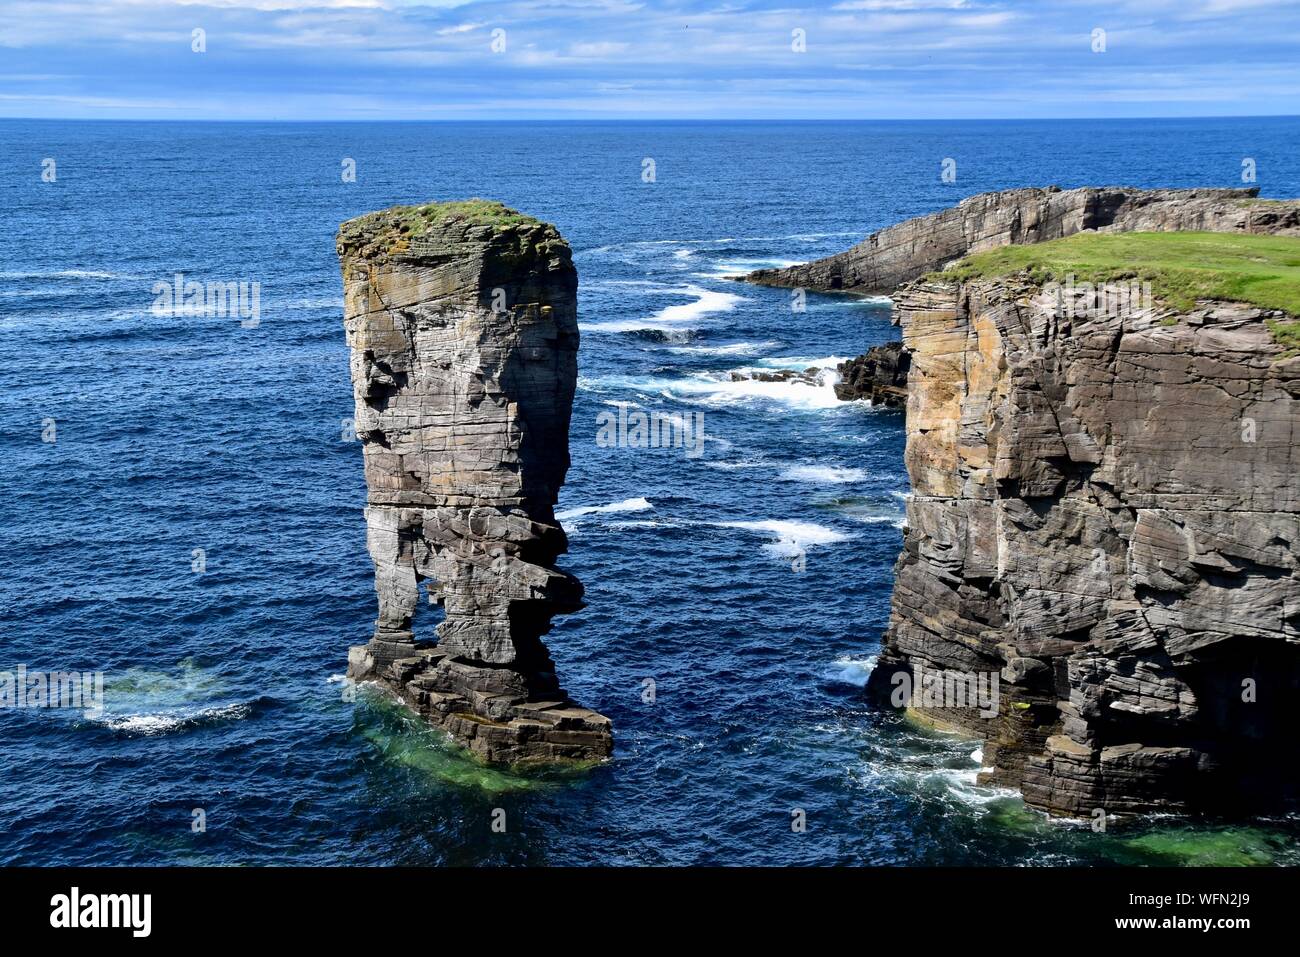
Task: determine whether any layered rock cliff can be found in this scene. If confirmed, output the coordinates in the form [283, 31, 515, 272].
[338, 200, 612, 765]
[745, 186, 1300, 295]
[748, 185, 1300, 814]
[864, 252, 1300, 816]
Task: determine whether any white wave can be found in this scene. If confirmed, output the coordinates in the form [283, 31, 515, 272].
[665, 340, 781, 357]
[677, 369, 842, 411]
[714, 519, 852, 558]
[93, 702, 252, 736]
[703, 459, 767, 470]
[650, 286, 743, 324]
[939, 772, 1022, 808]
[581, 284, 744, 334]
[754, 354, 850, 370]
[825, 655, 878, 687]
[555, 496, 653, 520]
[779, 464, 867, 484]
[579, 369, 844, 411]
[852, 514, 906, 529]
[0, 269, 137, 280]
[695, 257, 804, 279]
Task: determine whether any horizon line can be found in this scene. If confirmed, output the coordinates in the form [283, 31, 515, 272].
[3, 113, 1299, 124]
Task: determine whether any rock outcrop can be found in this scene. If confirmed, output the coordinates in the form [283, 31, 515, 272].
[866, 274, 1300, 816]
[729, 366, 826, 386]
[833, 342, 909, 406]
[338, 200, 612, 765]
[745, 186, 1300, 295]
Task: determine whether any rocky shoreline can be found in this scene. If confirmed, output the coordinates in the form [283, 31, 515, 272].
[338, 201, 612, 765]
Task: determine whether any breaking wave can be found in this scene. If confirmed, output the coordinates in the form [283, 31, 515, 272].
[556, 497, 653, 521]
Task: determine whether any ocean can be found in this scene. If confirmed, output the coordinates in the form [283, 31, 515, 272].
[2, 117, 1298, 865]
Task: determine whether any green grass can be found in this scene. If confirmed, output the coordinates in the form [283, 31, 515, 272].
[937, 231, 1300, 319]
[1267, 318, 1300, 357]
[339, 199, 544, 258]
[390, 199, 541, 236]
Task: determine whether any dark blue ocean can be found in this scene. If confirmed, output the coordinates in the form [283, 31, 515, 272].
[3, 118, 1299, 866]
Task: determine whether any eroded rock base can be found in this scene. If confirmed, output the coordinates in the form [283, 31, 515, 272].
[348, 641, 612, 765]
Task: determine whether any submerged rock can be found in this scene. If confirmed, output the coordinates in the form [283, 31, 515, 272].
[745, 186, 1300, 295]
[729, 366, 824, 385]
[337, 200, 612, 765]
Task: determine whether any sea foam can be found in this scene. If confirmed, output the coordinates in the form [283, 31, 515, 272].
[556, 497, 654, 521]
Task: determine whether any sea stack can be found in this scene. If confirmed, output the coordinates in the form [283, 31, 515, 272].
[337, 200, 612, 765]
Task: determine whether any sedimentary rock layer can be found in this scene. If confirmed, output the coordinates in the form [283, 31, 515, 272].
[745, 186, 1300, 295]
[338, 201, 612, 765]
[866, 276, 1300, 816]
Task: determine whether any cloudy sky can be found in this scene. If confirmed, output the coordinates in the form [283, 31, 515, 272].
[1, 0, 1296, 119]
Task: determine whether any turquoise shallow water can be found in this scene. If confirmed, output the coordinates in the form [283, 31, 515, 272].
[1, 118, 1298, 865]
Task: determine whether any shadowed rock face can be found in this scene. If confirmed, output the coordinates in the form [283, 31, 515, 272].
[833, 342, 909, 407]
[338, 202, 612, 765]
[866, 277, 1300, 816]
[745, 186, 1300, 295]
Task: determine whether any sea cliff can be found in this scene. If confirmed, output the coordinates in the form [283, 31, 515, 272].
[753, 188, 1300, 816]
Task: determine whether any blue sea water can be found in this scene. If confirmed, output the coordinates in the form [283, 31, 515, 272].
[2, 118, 1299, 866]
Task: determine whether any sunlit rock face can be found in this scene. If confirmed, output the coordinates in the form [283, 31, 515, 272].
[338, 201, 611, 765]
[868, 276, 1300, 816]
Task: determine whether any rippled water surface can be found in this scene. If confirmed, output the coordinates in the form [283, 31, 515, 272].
[2, 118, 1298, 865]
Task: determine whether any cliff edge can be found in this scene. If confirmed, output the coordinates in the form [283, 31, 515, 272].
[338, 200, 612, 765]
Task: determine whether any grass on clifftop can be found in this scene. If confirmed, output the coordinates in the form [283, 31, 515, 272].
[393, 199, 541, 235]
[939, 231, 1300, 319]
[377, 198, 538, 239]
[340, 199, 545, 258]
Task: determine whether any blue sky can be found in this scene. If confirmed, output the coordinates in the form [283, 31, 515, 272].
[1, 0, 1297, 119]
